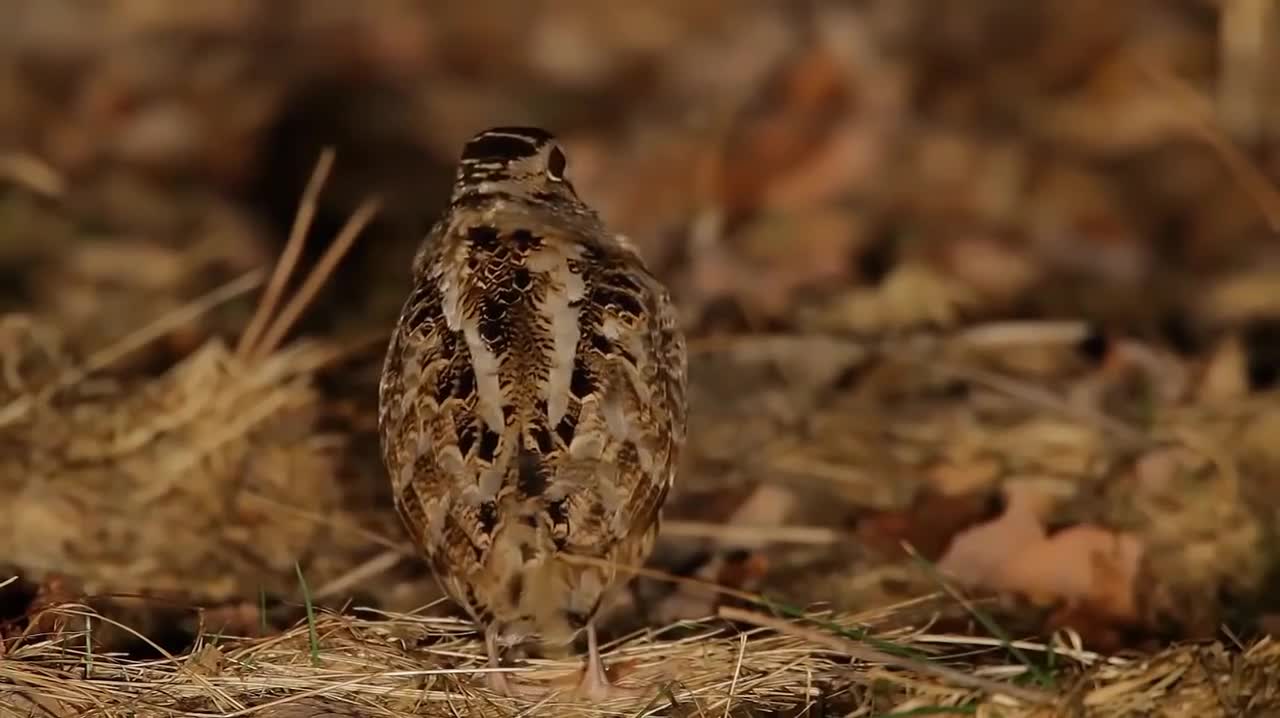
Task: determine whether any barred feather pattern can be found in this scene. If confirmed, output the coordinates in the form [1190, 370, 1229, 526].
[377, 127, 686, 650]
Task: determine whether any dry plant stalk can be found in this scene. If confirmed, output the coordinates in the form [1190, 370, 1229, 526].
[0, 149, 385, 605]
[237, 148, 335, 360]
[717, 606, 1054, 706]
[4, 600, 1275, 717]
[0, 270, 266, 428]
[236, 147, 384, 362]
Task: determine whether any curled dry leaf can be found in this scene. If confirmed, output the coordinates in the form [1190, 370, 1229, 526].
[998, 525, 1143, 623]
[939, 484, 1144, 640]
[936, 485, 1052, 588]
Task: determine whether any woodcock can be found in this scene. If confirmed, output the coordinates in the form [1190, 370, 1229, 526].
[377, 127, 687, 699]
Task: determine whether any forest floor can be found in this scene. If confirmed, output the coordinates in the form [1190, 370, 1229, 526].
[3, 2, 1280, 716]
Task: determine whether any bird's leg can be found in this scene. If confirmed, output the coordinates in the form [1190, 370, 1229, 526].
[484, 624, 517, 696]
[483, 624, 554, 699]
[572, 622, 645, 701]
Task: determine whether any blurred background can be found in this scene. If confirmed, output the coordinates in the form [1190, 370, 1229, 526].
[3, 0, 1278, 346]
[3, 0, 1280, 688]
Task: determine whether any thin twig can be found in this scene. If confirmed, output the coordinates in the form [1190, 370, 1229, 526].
[46, 605, 246, 713]
[717, 606, 1056, 706]
[954, 321, 1091, 349]
[253, 196, 383, 360]
[913, 634, 1126, 667]
[238, 148, 336, 359]
[722, 633, 748, 717]
[313, 550, 404, 600]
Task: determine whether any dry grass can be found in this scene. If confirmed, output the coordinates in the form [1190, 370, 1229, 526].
[3, 187, 1278, 715]
[5, 15, 1280, 713]
[2, 598, 1279, 717]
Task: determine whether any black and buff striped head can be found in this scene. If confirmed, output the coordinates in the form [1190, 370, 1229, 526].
[450, 126, 580, 206]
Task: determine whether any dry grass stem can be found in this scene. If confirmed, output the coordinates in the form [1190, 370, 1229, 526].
[0, 601, 1063, 717]
[954, 320, 1092, 349]
[312, 550, 404, 600]
[717, 606, 1055, 706]
[0, 268, 265, 428]
[237, 148, 336, 360]
[253, 196, 383, 360]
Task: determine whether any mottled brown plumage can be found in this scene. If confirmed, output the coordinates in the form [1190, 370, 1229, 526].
[377, 126, 687, 698]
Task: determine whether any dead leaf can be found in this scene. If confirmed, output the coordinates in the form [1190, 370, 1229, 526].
[24, 573, 80, 640]
[186, 643, 225, 677]
[938, 482, 1143, 638]
[997, 525, 1143, 621]
[941, 235, 1041, 304]
[858, 488, 1002, 562]
[936, 486, 1048, 587]
[715, 44, 855, 216]
[926, 458, 1003, 496]
[716, 551, 769, 593]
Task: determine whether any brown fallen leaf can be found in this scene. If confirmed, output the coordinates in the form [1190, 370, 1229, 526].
[185, 643, 225, 677]
[935, 486, 1050, 588]
[23, 573, 81, 642]
[857, 487, 1003, 562]
[996, 524, 1143, 622]
[715, 551, 770, 594]
[715, 44, 856, 217]
[937, 483, 1145, 647]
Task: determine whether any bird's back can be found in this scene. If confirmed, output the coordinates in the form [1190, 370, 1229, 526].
[378, 197, 686, 645]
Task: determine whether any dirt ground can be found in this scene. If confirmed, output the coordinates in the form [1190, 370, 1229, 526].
[3, 2, 1280, 716]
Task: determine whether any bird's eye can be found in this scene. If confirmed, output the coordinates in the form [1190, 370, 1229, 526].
[546, 146, 567, 182]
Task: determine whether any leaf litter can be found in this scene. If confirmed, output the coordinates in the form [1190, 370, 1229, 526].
[4, 1, 1280, 716]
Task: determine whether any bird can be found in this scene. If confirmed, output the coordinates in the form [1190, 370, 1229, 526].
[377, 126, 687, 699]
